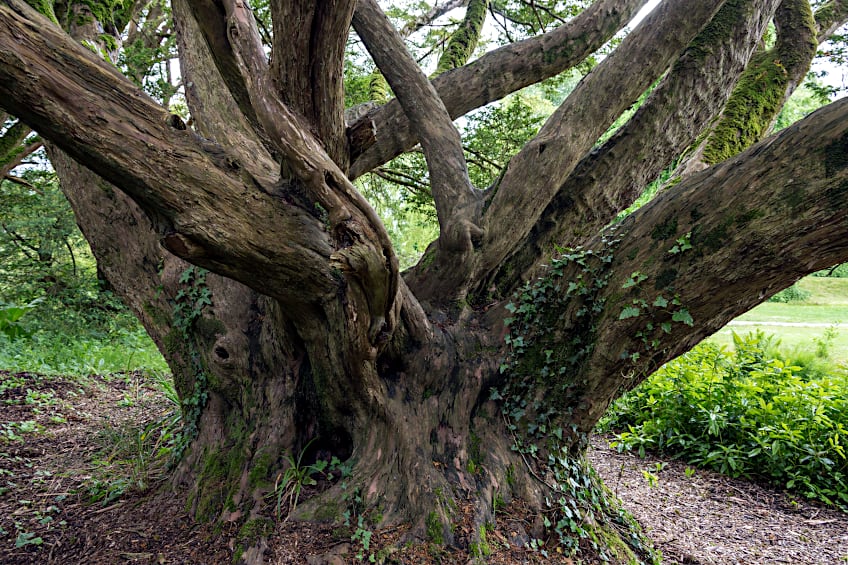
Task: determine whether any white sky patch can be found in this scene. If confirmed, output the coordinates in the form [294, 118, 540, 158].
[630, 0, 662, 28]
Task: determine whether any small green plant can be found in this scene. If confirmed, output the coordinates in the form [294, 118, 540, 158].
[684, 467, 696, 478]
[351, 515, 375, 562]
[269, 438, 329, 522]
[641, 469, 658, 487]
[14, 530, 43, 548]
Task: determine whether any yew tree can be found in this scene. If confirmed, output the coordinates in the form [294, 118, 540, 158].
[2, 0, 848, 559]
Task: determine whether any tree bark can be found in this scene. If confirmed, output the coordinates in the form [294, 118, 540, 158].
[3, 0, 848, 561]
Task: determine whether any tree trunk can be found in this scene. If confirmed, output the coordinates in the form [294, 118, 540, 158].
[3, 0, 848, 561]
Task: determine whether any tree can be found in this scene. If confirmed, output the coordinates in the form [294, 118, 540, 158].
[1, 0, 848, 560]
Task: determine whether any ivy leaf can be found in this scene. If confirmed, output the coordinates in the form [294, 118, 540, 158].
[619, 306, 641, 320]
[661, 322, 672, 333]
[672, 308, 694, 326]
[653, 295, 668, 308]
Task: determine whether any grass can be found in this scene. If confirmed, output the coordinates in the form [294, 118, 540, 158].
[707, 276, 848, 362]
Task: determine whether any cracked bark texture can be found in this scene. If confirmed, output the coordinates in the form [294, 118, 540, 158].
[2, 0, 848, 561]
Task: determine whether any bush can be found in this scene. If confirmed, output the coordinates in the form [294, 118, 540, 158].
[814, 263, 848, 278]
[599, 331, 848, 509]
[768, 283, 811, 303]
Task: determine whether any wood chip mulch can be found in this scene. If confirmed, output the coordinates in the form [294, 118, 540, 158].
[2, 370, 846, 564]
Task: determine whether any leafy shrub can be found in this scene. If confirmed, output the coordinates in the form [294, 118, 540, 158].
[768, 283, 811, 303]
[600, 331, 848, 509]
[0, 299, 41, 340]
[814, 263, 848, 278]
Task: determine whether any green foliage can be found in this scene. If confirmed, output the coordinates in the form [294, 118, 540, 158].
[768, 283, 812, 303]
[492, 237, 658, 561]
[0, 167, 166, 376]
[462, 96, 546, 188]
[169, 267, 212, 450]
[814, 263, 848, 278]
[601, 331, 848, 509]
[0, 317, 166, 377]
[773, 81, 832, 131]
[83, 371, 182, 504]
[267, 438, 350, 523]
[0, 299, 40, 340]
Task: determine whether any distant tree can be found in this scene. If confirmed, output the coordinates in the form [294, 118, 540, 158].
[1, 0, 847, 560]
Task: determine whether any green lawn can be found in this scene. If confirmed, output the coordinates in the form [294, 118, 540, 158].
[707, 276, 848, 362]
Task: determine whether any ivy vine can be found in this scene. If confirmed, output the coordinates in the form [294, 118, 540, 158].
[491, 231, 658, 562]
[170, 266, 212, 456]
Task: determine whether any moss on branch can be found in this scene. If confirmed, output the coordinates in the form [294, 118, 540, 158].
[702, 0, 816, 164]
[434, 0, 488, 76]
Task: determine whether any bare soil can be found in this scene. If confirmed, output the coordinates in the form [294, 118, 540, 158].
[1, 371, 846, 564]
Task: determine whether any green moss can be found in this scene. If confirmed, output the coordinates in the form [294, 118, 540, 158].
[368, 70, 389, 104]
[691, 216, 733, 253]
[782, 183, 806, 210]
[469, 525, 492, 558]
[195, 445, 248, 522]
[420, 247, 437, 268]
[690, 208, 704, 222]
[826, 180, 848, 211]
[825, 133, 848, 177]
[80, 0, 132, 28]
[735, 208, 764, 225]
[0, 121, 30, 164]
[702, 0, 816, 165]
[651, 217, 678, 241]
[98, 33, 118, 51]
[238, 517, 274, 542]
[248, 449, 276, 488]
[425, 511, 444, 545]
[683, 0, 745, 61]
[143, 302, 169, 327]
[593, 521, 643, 564]
[24, 0, 59, 24]
[314, 500, 342, 522]
[194, 317, 226, 341]
[654, 268, 678, 290]
[434, 0, 488, 75]
[468, 431, 482, 468]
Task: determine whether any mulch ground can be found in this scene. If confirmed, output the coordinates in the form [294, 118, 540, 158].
[1, 370, 846, 564]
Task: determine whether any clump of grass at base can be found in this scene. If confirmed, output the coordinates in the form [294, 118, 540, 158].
[599, 330, 848, 509]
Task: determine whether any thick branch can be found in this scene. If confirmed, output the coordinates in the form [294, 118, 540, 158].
[558, 98, 848, 432]
[479, 0, 726, 272]
[172, 0, 278, 190]
[348, 0, 649, 178]
[353, 0, 481, 246]
[433, 0, 488, 75]
[191, 0, 402, 343]
[184, 0, 267, 141]
[269, 0, 355, 163]
[482, 0, 783, 297]
[0, 0, 336, 308]
[698, 0, 817, 167]
[815, 0, 848, 38]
